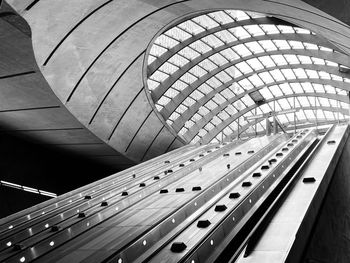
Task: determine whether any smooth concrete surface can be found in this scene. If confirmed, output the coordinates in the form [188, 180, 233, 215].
[0, 1, 135, 170]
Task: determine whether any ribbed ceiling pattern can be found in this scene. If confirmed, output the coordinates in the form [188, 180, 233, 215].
[146, 10, 350, 144]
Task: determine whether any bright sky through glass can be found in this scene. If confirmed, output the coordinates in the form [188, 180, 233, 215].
[146, 10, 350, 144]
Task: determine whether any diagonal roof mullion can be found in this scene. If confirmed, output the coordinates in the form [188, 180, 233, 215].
[211, 116, 345, 142]
[148, 19, 335, 75]
[183, 94, 348, 140]
[153, 49, 346, 107]
[189, 18, 208, 31]
[151, 41, 346, 101]
[170, 77, 350, 132]
[198, 104, 348, 143]
[239, 119, 347, 139]
[160, 63, 350, 122]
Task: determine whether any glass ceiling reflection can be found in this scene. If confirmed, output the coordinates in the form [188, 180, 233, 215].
[146, 10, 350, 144]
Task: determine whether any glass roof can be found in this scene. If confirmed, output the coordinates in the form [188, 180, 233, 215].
[146, 10, 350, 144]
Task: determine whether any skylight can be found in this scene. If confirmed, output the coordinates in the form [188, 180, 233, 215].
[146, 10, 350, 144]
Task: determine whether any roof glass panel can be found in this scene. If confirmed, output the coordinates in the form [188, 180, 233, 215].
[259, 40, 277, 51]
[221, 88, 235, 99]
[202, 35, 224, 48]
[244, 24, 265, 36]
[271, 55, 287, 66]
[220, 48, 239, 61]
[284, 54, 299, 64]
[150, 44, 168, 57]
[198, 83, 213, 94]
[232, 44, 252, 57]
[246, 58, 264, 70]
[260, 88, 274, 99]
[190, 40, 212, 53]
[236, 61, 253, 74]
[166, 27, 192, 41]
[216, 71, 232, 82]
[270, 69, 285, 81]
[199, 59, 218, 71]
[209, 11, 235, 24]
[277, 25, 295, 34]
[178, 46, 200, 60]
[172, 80, 188, 91]
[225, 66, 241, 78]
[233, 26, 251, 39]
[147, 79, 160, 90]
[193, 15, 219, 29]
[164, 88, 179, 98]
[259, 72, 274, 84]
[180, 72, 197, 84]
[151, 70, 169, 82]
[273, 40, 290, 50]
[269, 85, 284, 97]
[227, 10, 251, 21]
[260, 24, 279, 34]
[259, 56, 275, 67]
[248, 74, 264, 86]
[154, 34, 180, 49]
[178, 20, 205, 35]
[189, 65, 207, 78]
[209, 53, 228, 66]
[280, 83, 294, 94]
[158, 62, 179, 75]
[206, 77, 222, 88]
[147, 9, 349, 143]
[245, 42, 265, 54]
[215, 30, 237, 43]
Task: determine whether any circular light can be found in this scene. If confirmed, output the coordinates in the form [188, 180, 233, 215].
[118, 259, 123, 263]
[172, 218, 175, 223]
[20, 257, 25, 262]
[45, 224, 49, 228]
[6, 241, 12, 247]
[49, 241, 54, 246]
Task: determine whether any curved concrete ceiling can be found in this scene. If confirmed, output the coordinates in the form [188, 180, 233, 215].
[2, 0, 350, 165]
[0, 1, 135, 169]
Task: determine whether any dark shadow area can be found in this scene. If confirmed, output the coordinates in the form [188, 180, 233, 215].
[303, 0, 350, 26]
[303, 135, 350, 263]
[0, 131, 118, 218]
